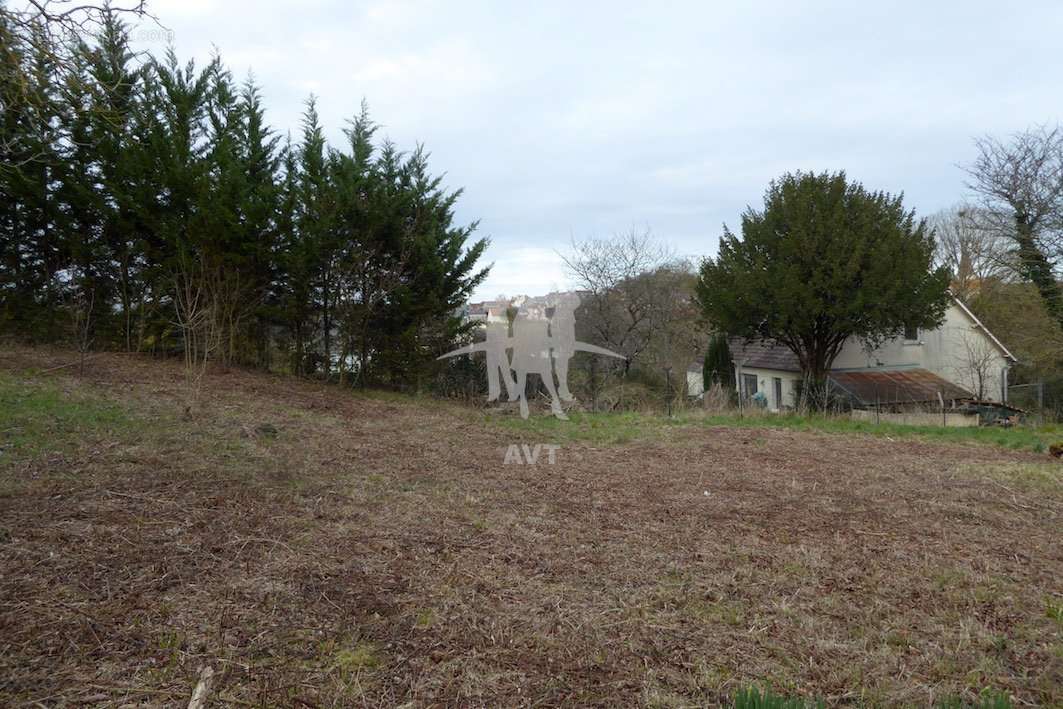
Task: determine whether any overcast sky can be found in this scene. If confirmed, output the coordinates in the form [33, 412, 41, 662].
[132, 0, 1063, 300]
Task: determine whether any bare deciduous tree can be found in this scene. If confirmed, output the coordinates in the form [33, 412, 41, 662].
[206, 266, 264, 369]
[1, 1, 159, 172]
[172, 252, 220, 419]
[562, 228, 673, 370]
[562, 229, 704, 409]
[65, 283, 94, 375]
[963, 125, 1063, 323]
[953, 330, 998, 401]
[930, 205, 1014, 300]
[3, 1, 155, 63]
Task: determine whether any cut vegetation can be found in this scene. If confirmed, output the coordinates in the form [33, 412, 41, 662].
[1, 348, 1061, 706]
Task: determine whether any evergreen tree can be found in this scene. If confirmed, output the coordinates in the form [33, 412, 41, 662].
[55, 45, 107, 337]
[368, 143, 489, 388]
[83, 15, 146, 348]
[329, 102, 382, 382]
[289, 98, 330, 374]
[143, 50, 212, 350]
[0, 19, 491, 390]
[274, 133, 306, 372]
[702, 333, 734, 391]
[200, 57, 248, 364]
[697, 171, 950, 408]
[0, 20, 65, 339]
[237, 76, 280, 367]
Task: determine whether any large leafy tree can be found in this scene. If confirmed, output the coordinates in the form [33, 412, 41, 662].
[696, 171, 950, 403]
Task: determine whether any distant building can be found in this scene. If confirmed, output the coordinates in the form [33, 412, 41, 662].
[463, 292, 584, 327]
[687, 296, 1016, 410]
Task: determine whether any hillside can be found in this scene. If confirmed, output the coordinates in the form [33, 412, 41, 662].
[1, 348, 1061, 706]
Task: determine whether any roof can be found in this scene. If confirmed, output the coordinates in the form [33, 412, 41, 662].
[949, 294, 1017, 362]
[728, 338, 801, 372]
[828, 368, 972, 406]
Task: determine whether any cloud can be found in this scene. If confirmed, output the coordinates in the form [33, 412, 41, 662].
[475, 246, 569, 300]
[127, 1, 1063, 301]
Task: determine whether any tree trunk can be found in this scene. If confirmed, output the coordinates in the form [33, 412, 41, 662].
[1015, 214, 1063, 326]
[322, 277, 332, 378]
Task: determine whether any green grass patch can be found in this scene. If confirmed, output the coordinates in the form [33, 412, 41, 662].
[0, 372, 133, 458]
[732, 686, 824, 708]
[490, 410, 670, 445]
[730, 686, 1013, 708]
[694, 412, 1058, 452]
[936, 690, 1014, 708]
[1047, 598, 1063, 626]
[320, 639, 381, 678]
[954, 461, 1063, 493]
[492, 408, 1061, 453]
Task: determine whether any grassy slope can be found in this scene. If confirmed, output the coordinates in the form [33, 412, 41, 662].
[1, 350, 1061, 707]
[494, 409, 1063, 452]
[0, 373, 133, 453]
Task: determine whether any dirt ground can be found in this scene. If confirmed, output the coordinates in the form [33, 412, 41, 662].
[0, 348, 1061, 707]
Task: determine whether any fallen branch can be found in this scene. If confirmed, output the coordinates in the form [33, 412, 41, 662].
[187, 666, 214, 709]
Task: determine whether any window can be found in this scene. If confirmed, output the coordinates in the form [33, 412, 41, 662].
[903, 324, 920, 342]
[773, 377, 783, 410]
[742, 373, 758, 396]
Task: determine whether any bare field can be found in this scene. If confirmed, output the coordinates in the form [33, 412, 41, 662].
[1, 348, 1061, 707]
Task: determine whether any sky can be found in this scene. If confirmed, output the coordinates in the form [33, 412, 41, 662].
[129, 0, 1063, 300]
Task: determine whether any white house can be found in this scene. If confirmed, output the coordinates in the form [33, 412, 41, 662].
[687, 296, 1017, 411]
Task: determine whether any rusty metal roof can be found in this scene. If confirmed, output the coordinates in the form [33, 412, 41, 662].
[828, 368, 973, 406]
[728, 338, 801, 372]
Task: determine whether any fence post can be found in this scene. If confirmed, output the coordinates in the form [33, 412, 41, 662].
[736, 359, 744, 418]
[664, 367, 673, 418]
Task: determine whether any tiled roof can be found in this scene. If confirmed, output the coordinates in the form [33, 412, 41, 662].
[728, 338, 801, 372]
[695, 337, 978, 405]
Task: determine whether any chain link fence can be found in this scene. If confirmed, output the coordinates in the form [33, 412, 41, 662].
[1008, 380, 1063, 423]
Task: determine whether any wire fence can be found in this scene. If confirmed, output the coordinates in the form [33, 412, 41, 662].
[1008, 381, 1063, 423]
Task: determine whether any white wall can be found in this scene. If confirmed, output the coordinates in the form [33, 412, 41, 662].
[734, 366, 802, 411]
[686, 370, 703, 396]
[689, 302, 1012, 405]
[831, 303, 1011, 401]
[688, 366, 801, 411]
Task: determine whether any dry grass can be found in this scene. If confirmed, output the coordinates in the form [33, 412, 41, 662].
[0, 347, 1061, 707]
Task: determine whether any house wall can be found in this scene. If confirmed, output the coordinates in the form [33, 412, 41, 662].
[850, 409, 979, 427]
[686, 370, 704, 397]
[734, 366, 802, 411]
[688, 366, 802, 411]
[830, 303, 1011, 401]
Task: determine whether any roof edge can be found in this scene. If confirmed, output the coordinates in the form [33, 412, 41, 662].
[949, 293, 1017, 362]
